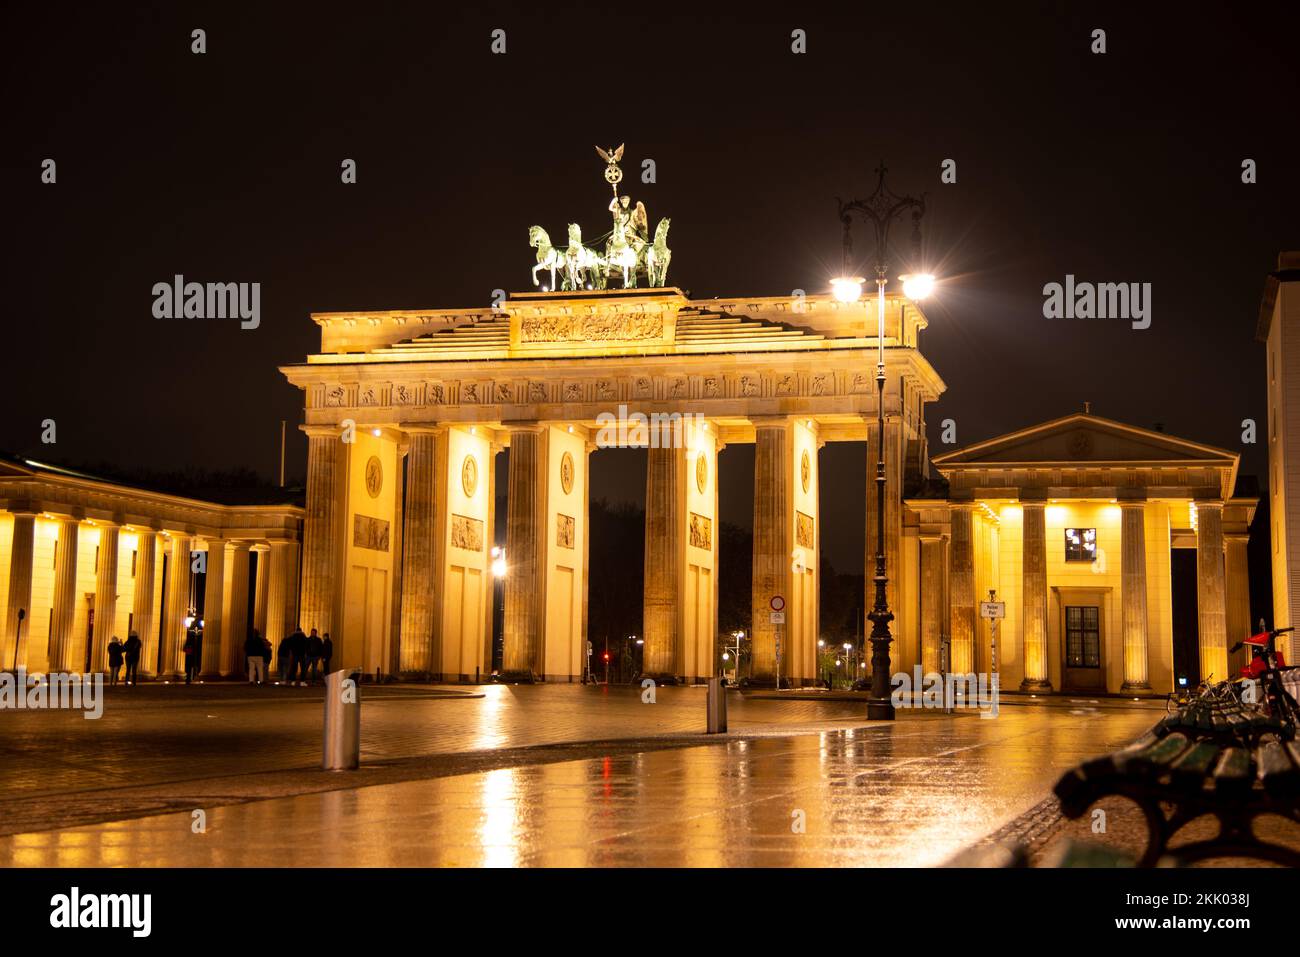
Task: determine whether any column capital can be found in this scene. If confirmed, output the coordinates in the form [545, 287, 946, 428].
[302, 424, 345, 439]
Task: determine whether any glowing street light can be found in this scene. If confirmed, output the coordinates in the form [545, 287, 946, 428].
[835, 161, 930, 721]
[899, 272, 936, 300]
[831, 275, 865, 303]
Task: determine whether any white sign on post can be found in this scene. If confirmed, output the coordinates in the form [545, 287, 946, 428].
[979, 601, 1006, 620]
[770, 611, 786, 624]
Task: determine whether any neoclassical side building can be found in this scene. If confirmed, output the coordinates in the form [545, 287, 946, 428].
[281, 286, 1255, 693]
[0, 458, 302, 677]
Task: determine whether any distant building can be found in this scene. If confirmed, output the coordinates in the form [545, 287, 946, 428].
[1257, 251, 1300, 661]
[0, 458, 302, 677]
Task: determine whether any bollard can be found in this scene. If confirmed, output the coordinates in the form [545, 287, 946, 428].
[323, 669, 361, 770]
[706, 676, 728, 733]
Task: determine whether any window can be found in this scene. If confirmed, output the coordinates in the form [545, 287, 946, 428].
[1066, 605, 1101, 668]
[1065, 527, 1097, 562]
[131, 549, 138, 578]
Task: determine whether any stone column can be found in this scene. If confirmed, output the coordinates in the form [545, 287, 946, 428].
[263, 541, 292, 667]
[4, 511, 37, 669]
[582, 440, 594, 679]
[300, 429, 341, 637]
[161, 535, 192, 676]
[503, 427, 547, 677]
[1225, 532, 1252, 675]
[949, 505, 976, 674]
[223, 543, 251, 676]
[920, 532, 946, 674]
[1119, 501, 1150, 690]
[90, 522, 121, 672]
[751, 420, 791, 685]
[201, 540, 226, 676]
[1196, 501, 1228, 682]
[49, 517, 80, 672]
[643, 443, 684, 680]
[1021, 500, 1051, 691]
[131, 530, 158, 673]
[387, 440, 407, 678]
[399, 429, 441, 674]
[252, 545, 270, 638]
[482, 443, 503, 675]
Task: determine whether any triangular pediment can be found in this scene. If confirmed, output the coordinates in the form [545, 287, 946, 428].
[932, 414, 1237, 469]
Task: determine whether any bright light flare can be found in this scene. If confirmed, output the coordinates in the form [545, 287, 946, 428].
[831, 276, 865, 303]
[900, 273, 936, 300]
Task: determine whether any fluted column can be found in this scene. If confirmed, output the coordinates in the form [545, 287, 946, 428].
[201, 540, 225, 676]
[252, 545, 270, 637]
[49, 518, 80, 672]
[643, 444, 684, 679]
[300, 429, 341, 637]
[949, 505, 976, 674]
[89, 523, 121, 672]
[1225, 533, 1251, 675]
[131, 530, 158, 673]
[751, 421, 791, 684]
[263, 541, 292, 664]
[920, 532, 945, 674]
[399, 430, 440, 673]
[223, 543, 251, 675]
[503, 427, 547, 676]
[161, 535, 192, 676]
[1196, 501, 1228, 682]
[1021, 500, 1051, 691]
[1120, 502, 1150, 690]
[4, 512, 37, 669]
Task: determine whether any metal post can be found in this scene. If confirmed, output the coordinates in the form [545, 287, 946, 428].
[707, 675, 728, 733]
[11, 608, 25, 671]
[323, 669, 360, 770]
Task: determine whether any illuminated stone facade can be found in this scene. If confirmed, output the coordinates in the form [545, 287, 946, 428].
[281, 287, 941, 684]
[0, 459, 302, 677]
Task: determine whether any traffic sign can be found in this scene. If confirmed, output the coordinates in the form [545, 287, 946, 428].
[980, 601, 1006, 620]
[770, 611, 786, 624]
[770, 595, 785, 612]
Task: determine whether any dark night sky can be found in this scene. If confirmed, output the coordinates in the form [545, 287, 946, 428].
[4, 1, 1297, 573]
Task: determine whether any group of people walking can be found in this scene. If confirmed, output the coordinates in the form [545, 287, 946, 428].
[99, 626, 333, 687]
[275, 627, 333, 686]
[105, 633, 143, 685]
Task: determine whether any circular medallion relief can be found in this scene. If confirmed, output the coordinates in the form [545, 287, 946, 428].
[461, 454, 478, 497]
[365, 456, 382, 498]
[801, 449, 811, 494]
[560, 451, 575, 495]
[696, 452, 708, 493]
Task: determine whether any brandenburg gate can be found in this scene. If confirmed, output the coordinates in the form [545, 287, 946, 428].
[280, 285, 942, 685]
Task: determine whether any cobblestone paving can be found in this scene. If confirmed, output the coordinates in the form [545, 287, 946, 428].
[0, 684, 1160, 867]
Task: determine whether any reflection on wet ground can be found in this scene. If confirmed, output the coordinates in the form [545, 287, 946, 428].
[0, 698, 1156, 867]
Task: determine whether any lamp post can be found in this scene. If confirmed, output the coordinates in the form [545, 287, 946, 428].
[834, 162, 933, 721]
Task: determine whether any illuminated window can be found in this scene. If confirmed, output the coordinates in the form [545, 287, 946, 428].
[1066, 605, 1100, 668]
[1064, 527, 1097, 562]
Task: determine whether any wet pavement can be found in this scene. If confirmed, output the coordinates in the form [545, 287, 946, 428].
[0, 683, 1159, 867]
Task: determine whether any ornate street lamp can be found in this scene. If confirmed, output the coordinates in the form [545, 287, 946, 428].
[834, 162, 934, 720]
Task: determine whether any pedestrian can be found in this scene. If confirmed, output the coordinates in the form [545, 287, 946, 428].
[245, 628, 266, 685]
[277, 634, 291, 683]
[182, 628, 201, 684]
[306, 628, 324, 684]
[107, 636, 124, 686]
[288, 625, 308, 686]
[262, 633, 273, 675]
[321, 633, 333, 676]
[123, 632, 142, 685]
